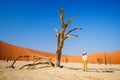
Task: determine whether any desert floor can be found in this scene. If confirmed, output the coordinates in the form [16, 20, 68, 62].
[0, 61, 120, 80]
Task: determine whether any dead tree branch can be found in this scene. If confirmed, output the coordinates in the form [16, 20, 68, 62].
[7, 55, 54, 69]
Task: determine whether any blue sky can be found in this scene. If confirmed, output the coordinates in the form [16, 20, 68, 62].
[0, 0, 120, 55]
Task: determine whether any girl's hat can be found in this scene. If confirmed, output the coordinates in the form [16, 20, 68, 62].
[83, 52, 87, 55]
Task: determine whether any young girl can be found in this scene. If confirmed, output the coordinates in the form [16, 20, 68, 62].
[82, 52, 88, 71]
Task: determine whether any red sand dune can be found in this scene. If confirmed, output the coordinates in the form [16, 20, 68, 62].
[87, 51, 120, 64]
[0, 41, 120, 64]
[0, 41, 39, 60]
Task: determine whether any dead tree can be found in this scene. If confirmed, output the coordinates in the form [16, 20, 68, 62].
[97, 57, 103, 64]
[6, 55, 29, 68]
[53, 8, 82, 67]
[108, 57, 112, 65]
[7, 55, 54, 69]
[104, 53, 108, 65]
[65, 57, 69, 63]
[7, 55, 12, 62]
[19, 56, 54, 69]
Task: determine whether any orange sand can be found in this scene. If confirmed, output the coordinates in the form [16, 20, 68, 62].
[0, 41, 120, 64]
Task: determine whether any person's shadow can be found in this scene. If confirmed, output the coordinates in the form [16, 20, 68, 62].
[62, 66, 120, 73]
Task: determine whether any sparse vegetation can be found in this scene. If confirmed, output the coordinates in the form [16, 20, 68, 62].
[96, 54, 112, 65]
[7, 55, 12, 62]
[97, 57, 103, 64]
[104, 53, 107, 65]
[108, 57, 112, 64]
[65, 57, 69, 63]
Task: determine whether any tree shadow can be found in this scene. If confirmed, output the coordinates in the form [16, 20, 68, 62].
[63, 67, 118, 73]
[26, 65, 52, 70]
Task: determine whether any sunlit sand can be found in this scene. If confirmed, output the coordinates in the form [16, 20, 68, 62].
[0, 61, 120, 80]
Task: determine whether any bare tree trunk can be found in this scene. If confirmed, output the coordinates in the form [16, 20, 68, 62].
[55, 26, 65, 67]
[55, 39, 64, 67]
[54, 8, 81, 67]
[55, 49, 61, 67]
